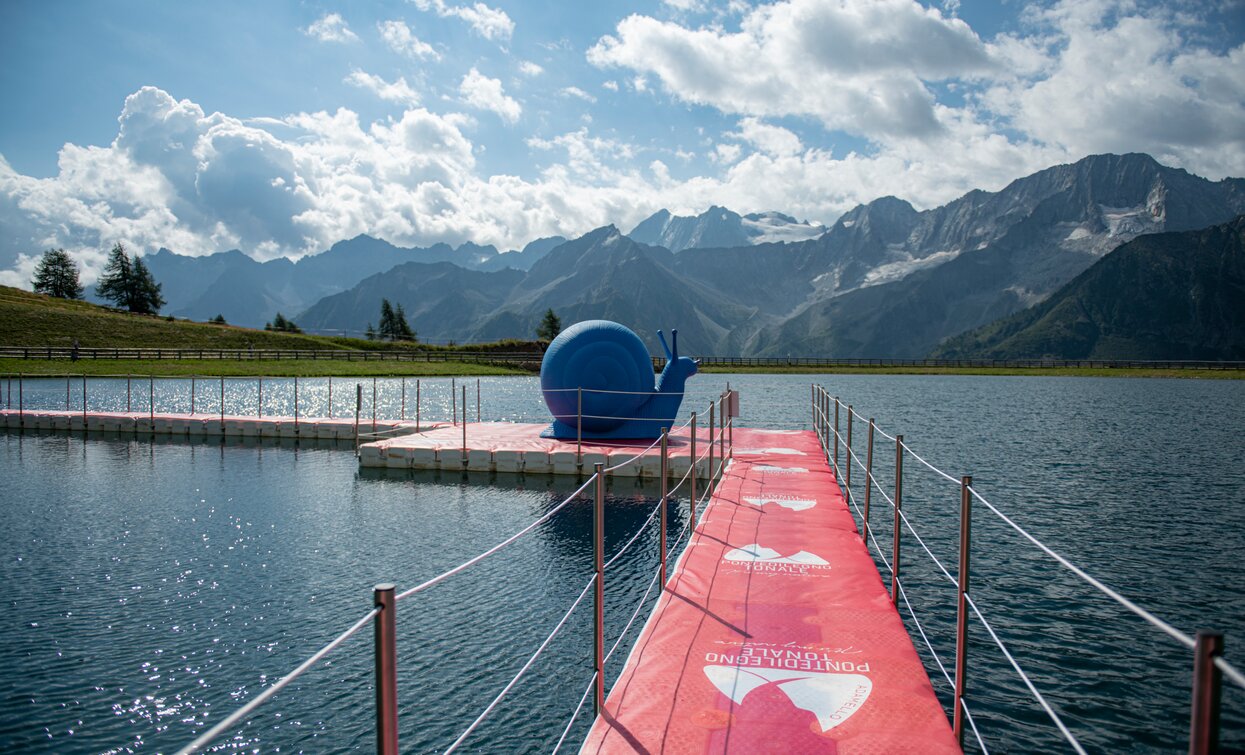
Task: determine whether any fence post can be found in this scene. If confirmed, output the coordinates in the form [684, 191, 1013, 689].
[953, 475, 973, 746]
[593, 463, 606, 715]
[660, 428, 669, 587]
[373, 583, 399, 755]
[862, 418, 875, 543]
[1189, 630, 1224, 755]
[690, 412, 698, 524]
[892, 435, 904, 606]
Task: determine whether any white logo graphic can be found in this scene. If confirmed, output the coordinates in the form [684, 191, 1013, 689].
[703, 665, 872, 731]
[736, 447, 806, 456]
[753, 465, 808, 474]
[725, 544, 829, 566]
[742, 496, 816, 511]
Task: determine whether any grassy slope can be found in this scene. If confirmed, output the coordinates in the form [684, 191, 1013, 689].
[0, 286, 530, 376]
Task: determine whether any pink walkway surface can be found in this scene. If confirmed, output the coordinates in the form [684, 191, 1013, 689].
[359, 421, 719, 477]
[580, 428, 959, 754]
[0, 409, 412, 439]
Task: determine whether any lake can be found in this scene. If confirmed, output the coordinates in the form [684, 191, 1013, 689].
[1, 373, 1242, 752]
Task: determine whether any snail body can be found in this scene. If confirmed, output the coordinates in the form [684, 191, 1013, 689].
[540, 320, 698, 440]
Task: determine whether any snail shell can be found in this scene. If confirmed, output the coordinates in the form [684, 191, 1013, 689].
[541, 320, 654, 432]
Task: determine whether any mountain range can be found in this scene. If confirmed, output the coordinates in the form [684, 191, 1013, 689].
[140, 153, 1245, 357]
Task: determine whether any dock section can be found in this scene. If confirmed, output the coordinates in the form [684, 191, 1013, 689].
[0, 409, 416, 439]
[581, 428, 958, 754]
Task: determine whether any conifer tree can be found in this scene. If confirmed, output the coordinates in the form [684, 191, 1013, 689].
[394, 303, 416, 341]
[31, 248, 84, 300]
[379, 299, 396, 340]
[366, 323, 377, 341]
[131, 256, 165, 314]
[537, 308, 562, 341]
[95, 243, 134, 309]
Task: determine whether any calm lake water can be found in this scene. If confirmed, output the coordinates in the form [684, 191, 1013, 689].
[1, 373, 1242, 752]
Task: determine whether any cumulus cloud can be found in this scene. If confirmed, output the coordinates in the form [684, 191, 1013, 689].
[732, 117, 802, 156]
[459, 68, 522, 123]
[411, 0, 514, 41]
[304, 13, 359, 43]
[345, 70, 421, 106]
[560, 86, 598, 103]
[518, 60, 544, 76]
[589, 0, 993, 139]
[378, 20, 440, 60]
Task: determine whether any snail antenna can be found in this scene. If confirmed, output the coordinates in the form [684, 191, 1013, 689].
[657, 330, 673, 361]
[672, 329, 679, 359]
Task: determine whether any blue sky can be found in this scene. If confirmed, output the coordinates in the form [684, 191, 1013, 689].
[1, 0, 1243, 284]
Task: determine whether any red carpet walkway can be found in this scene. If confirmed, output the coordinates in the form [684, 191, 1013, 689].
[581, 428, 959, 754]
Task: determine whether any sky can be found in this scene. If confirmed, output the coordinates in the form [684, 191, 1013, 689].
[1, 0, 1243, 286]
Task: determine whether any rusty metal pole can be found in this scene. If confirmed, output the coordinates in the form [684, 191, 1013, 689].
[476, 378, 480, 423]
[258, 376, 263, 418]
[892, 435, 904, 606]
[462, 385, 467, 469]
[220, 376, 224, 423]
[127, 374, 131, 413]
[82, 374, 87, 424]
[660, 428, 669, 586]
[708, 402, 715, 492]
[845, 406, 854, 492]
[372, 377, 377, 431]
[373, 583, 398, 755]
[190, 375, 195, 415]
[953, 475, 973, 746]
[354, 383, 362, 455]
[593, 463, 606, 714]
[577, 387, 583, 468]
[863, 419, 874, 543]
[833, 398, 840, 471]
[1189, 630, 1224, 755]
[149, 375, 154, 423]
[690, 412, 698, 524]
[719, 394, 725, 468]
[66, 375, 69, 410]
[400, 376, 405, 421]
[416, 379, 420, 430]
[18, 373, 23, 428]
[294, 376, 299, 430]
[328, 376, 332, 419]
[452, 377, 456, 425]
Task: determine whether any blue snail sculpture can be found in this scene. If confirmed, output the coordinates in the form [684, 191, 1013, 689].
[540, 320, 698, 440]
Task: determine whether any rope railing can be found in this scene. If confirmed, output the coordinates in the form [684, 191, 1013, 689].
[811, 383, 1243, 753]
[444, 573, 598, 753]
[964, 593, 1087, 755]
[175, 606, 380, 755]
[552, 672, 599, 754]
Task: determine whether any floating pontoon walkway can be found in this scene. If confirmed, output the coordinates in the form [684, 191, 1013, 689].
[581, 428, 959, 754]
[358, 422, 715, 477]
[0, 409, 417, 439]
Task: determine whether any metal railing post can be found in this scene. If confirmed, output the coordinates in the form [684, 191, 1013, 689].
[708, 402, 715, 492]
[82, 375, 87, 423]
[150, 376, 154, 423]
[1189, 630, 1224, 755]
[127, 374, 131, 413]
[593, 464, 605, 715]
[719, 394, 725, 469]
[66, 375, 69, 410]
[372, 377, 377, 431]
[892, 435, 904, 606]
[354, 383, 362, 454]
[863, 419, 874, 543]
[660, 428, 669, 586]
[373, 583, 399, 755]
[258, 376, 263, 418]
[462, 385, 467, 469]
[294, 376, 299, 430]
[576, 387, 583, 468]
[845, 406, 853, 491]
[220, 376, 225, 422]
[690, 412, 698, 524]
[190, 375, 195, 415]
[416, 379, 420, 429]
[476, 378, 480, 423]
[401, 377, 405, 421]
[328, 376, 332, 419]
[834, 398, 840, 470]
[953, 475, 973, 746]
[18, 373, 23, 427]
[452, 377, 456, 425]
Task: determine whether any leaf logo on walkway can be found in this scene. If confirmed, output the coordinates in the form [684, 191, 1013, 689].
[724, 544, 829, 566]
[741, 496, 816, 511]
[752, 465, 809, 474]
[703, 665, 872, 731]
